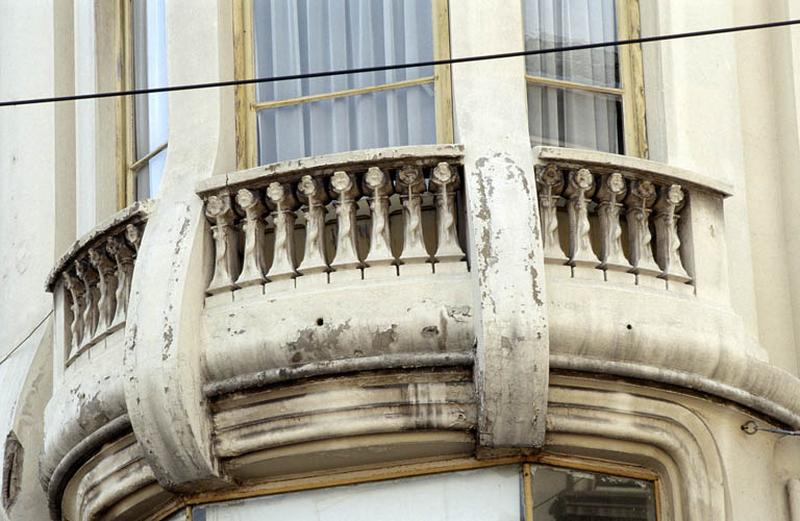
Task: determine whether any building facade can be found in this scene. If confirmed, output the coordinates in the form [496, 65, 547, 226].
[2, 0, 800, 519]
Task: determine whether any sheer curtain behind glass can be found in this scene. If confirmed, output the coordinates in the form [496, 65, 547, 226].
[524, 0, 623, 154]
[253, 0, 436, 165]
[133, 0, 168, 199]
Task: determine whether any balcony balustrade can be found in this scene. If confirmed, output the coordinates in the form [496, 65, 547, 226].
[199, 147, 468, 301]
[46, 201, 151, 366]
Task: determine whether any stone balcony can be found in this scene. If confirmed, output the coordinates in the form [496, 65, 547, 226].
[195, 145, 476, 479]
[39, 145, 800, 519]
[534, 146, 800, 428]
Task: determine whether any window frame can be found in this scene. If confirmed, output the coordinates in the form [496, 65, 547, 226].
[155, 453, 662, 520]
[524, 0, 648, 158]
[233, 0, 454, 171]
[117, 0, 170, 209]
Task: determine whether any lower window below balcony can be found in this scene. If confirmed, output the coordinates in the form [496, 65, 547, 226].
[177, 462, 658, 521]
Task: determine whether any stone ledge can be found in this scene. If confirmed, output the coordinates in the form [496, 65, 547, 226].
[534, 146, 733, 197]
[196, 144, 465, 195]
[45, 200, 153, 292]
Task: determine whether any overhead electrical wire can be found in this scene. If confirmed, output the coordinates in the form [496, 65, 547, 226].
[1, 18, 799, 108]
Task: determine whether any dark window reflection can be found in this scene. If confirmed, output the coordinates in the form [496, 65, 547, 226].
[532, 465, 657, 521]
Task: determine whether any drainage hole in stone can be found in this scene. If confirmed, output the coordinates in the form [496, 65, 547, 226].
[316, 318, 324, 326]
[626, 324, 633, 330]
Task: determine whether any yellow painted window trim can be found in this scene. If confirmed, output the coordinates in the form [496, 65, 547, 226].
[233, 0, 454, 171]
[525, 0, 648, 159]
[617, 0, 648, 159]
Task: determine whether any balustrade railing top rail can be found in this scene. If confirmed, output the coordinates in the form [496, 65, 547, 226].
[197, 145, 467, 297]
[46, 200, 152, 364]
[536, 146, 733, 197]
[534, 147, 731, 291]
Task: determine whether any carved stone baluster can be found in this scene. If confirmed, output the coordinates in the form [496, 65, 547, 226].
[106, 236, 134, 324]
[596, 173, 630, 274]
[88, 247, 117, 332]
[535, 164, 568, 262]
[329, 171, 362, 271]
[564, 168, 598, 269]
[235, 188, 268, 287]
[362, 167, 396, 267]
[75, 259, 99, 342]
[624, 180, 661, 279]
[205, 192, 240, 295]
[429, 162, 465, 264]
[297, 175, 330, 275]
[396, 165, 430, 264]
[265, 181, 299, 281]
[125, 224, 142, 253]
[62, 271, 85, 352]
[654, 184, 691, 284]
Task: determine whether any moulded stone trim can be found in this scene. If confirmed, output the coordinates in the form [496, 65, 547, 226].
[46, 414, 133, 520]
[58, 432, 175, 521]
[546, 381, 727, 520]
[208, 368, 476, 478]
[534, 146, 732, 197]
[196, 144, 465, 195]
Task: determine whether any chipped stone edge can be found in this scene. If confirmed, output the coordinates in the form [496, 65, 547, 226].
[534, 146, 733, 198]
[45, 200, 155, 292]
[195, 144, 466, 196]
[46, 414, 132, 521]
[203, 352, 474, 398]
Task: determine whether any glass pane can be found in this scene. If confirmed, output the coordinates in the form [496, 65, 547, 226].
[195, 466, 522, 521]
[257, 83, 435, 164]
[132, 0, 169, 198]
[524, 0, 619, 89]
[253, 0, 434, 103]
[136, 148, 167, 200]
[527, 85, 623, 154]
[531, 465, 657, 521]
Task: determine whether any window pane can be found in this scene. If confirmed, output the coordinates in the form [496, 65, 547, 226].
[531, 465, 657, 521]
[257, 83, 435, 164]
[253, 0, 434, 103]
[194, 466, 522, 521]
[132, 0, 169, 198]
[527, 85, 623, 154]
[524, 0, 619, 89]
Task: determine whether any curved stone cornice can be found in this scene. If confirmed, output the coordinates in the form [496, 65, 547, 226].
[211, 368, 477, 480]
[546, 379, 728, 520]
[547, 278, 800, 428]
[46, 415, 132, 520]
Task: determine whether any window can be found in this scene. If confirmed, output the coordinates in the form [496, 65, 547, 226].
[120, 0, 169, 206]
[524, 0, 647, 157]
[169, 461, 658, 520]
[234, 0, 453, 169]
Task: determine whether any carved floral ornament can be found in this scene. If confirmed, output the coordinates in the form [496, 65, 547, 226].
[201, 160, 466, 295]
[535, 162, 692, 285]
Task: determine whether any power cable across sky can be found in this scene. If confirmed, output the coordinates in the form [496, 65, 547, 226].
[0, 18, 799, 108]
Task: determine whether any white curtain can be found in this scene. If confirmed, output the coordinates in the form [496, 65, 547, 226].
[525, 0, 622, 153]
[254, 0, 436, 164]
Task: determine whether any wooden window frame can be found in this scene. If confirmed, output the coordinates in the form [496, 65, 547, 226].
[156, 453, 661, 520]
[233, 0, 454, 171]
[116, 0, 169, 209]
[524, 0, 648, 158]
